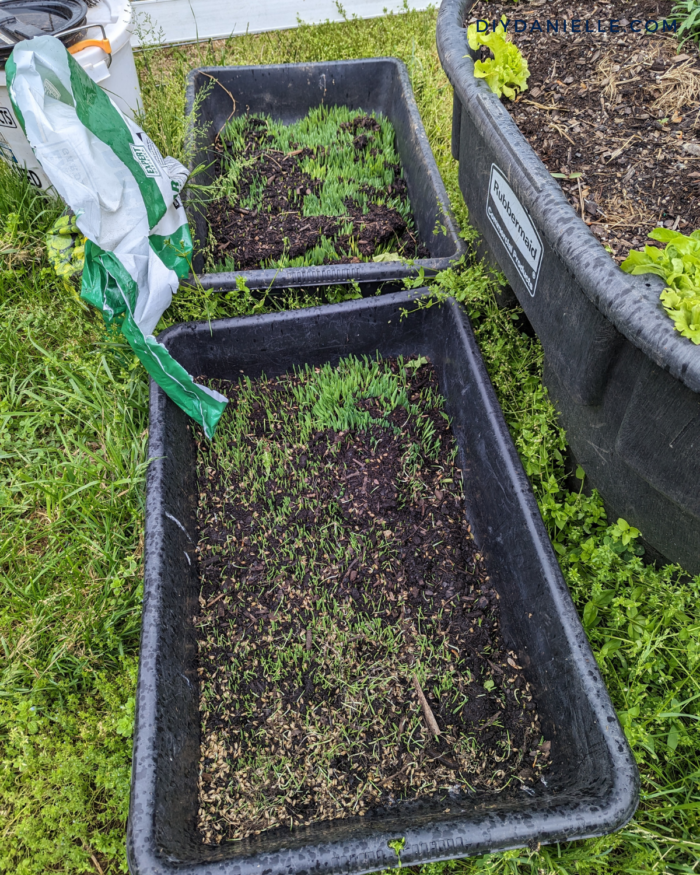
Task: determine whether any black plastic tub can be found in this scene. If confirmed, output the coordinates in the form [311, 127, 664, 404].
[184, 59, 466, 295]
[127, 289, 638, 875]
[437, 0, 700, 574]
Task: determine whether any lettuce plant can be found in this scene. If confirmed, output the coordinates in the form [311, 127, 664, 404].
[621, 228, 700, 344]
[466, 17, 530, 100]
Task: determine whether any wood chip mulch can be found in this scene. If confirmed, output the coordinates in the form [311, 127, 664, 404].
[469, 0, 700, 261]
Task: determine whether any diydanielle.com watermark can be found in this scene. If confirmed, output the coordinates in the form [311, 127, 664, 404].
[472, 18, 679, 34]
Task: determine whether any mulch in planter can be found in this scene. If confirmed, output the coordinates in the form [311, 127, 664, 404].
[204, 107, 429, 272]
[469, 0, 700, 262]
[193, 355, 549, 844]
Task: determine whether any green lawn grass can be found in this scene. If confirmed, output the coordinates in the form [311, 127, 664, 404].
[0, 5, 698, 873]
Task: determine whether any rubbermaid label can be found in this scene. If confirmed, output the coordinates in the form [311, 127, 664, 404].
[486, 164, 543, 297]
[286, 265, 357, 284]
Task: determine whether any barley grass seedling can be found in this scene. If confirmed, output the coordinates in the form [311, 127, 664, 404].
[201, 104, 427, 272]
[193, 354, 547, 843]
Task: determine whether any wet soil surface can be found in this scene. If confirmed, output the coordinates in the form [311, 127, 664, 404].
[194, 357, 549, 843]
[206, 116, 429, 270]
[469, 0, 700, 261]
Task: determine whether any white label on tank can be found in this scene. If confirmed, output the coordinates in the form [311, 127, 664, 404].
[486, 164, 543, 297]
[0, 105, 17, 128]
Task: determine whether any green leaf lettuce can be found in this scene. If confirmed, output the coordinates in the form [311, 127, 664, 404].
[621, 228, 700, 344]
[467, 17, 530, 101]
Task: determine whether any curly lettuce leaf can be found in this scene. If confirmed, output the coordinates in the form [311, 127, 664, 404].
[621, 228, 700, 344]
[660, 292, 700, 344]
[466, 17, 530, 101]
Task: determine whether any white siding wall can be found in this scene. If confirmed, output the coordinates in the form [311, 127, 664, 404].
[131, 0, 434, 47]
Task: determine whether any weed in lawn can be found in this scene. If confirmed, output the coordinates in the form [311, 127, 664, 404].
[194, 355, 547, 842]
[0, 169, 62, 272]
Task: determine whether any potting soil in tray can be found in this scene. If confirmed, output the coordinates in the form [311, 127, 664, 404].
[469, 0, 700, 263]
[205, 106, 430, 272]
[194, 355, 550, 844]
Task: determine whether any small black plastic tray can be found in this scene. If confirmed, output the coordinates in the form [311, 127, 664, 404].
[127, 290, 638, 875]
[184, 59, 466, 294]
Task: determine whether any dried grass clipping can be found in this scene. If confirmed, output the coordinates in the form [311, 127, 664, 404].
[651, 61, 700, 116]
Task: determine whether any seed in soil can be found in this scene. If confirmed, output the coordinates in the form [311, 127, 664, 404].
[194, 354, 550, 843]
[202, 105, 429, 272]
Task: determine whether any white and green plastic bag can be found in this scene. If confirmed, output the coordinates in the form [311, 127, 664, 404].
[6, 35, 227, 438]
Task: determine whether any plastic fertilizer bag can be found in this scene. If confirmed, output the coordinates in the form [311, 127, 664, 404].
[6, 35, 227, 438]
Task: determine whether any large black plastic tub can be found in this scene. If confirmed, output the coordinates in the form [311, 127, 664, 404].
[184, 59, 466, 294]
[128, 289, 638, 875]
[437, 0, 700, 574]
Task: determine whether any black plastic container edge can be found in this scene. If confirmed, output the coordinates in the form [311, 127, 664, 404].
[127, 289, 638, 875]
[437, 0, 700, 573]
[0, 0, 88, 62]
[184, 59, 466, 292]
[437, 0, 700, 394]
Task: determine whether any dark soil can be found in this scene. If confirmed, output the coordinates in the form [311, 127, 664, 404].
[469, 0, 700, 262]
[193, 357, 549, 844]
[206, 115, 429, 270]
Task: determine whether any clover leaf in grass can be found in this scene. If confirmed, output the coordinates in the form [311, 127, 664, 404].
[467, 17, 530, 101]
[621, 228, 700, 343]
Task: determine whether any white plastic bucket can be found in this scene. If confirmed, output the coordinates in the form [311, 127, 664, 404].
[0, 0, 142, 191]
